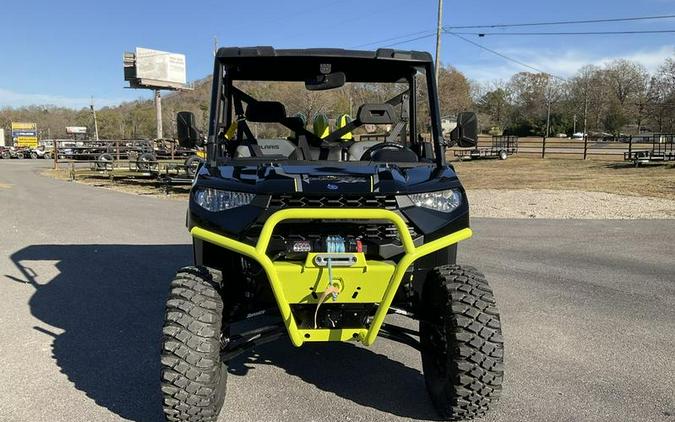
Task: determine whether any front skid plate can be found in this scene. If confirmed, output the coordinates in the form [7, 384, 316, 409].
[190, 208, 472, 347]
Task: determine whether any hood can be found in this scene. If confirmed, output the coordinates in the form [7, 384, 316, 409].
[196, 162, 461, 194]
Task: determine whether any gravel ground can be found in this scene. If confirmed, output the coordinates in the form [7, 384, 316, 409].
[468, 189, 675, 219]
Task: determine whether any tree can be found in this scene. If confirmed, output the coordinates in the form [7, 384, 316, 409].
[436, 65, 472, 118]
[477, 83, 511, 132]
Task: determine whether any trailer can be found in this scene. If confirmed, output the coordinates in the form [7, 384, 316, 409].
[624, 134, 674, 166]
[454, 135, 518, 160]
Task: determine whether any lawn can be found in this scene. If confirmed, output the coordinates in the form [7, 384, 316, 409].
[452, 157, 675, 200]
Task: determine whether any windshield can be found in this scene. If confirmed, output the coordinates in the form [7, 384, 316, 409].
[209, 59, 439, 164]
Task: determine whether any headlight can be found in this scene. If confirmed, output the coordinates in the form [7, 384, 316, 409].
[408, 189, 462, 213]
[193, 187, 254, 212]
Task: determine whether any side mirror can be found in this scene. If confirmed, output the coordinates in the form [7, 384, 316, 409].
[449, 112, 478, 148]
[176, 111, 202, 148]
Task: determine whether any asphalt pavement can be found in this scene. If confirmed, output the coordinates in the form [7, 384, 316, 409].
[0, 160, 673, 422]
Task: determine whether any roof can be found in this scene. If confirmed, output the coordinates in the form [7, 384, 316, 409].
[216, 46, 433, 63]
[214, 47, 433, 83]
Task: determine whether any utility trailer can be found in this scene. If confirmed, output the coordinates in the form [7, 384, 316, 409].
[454, 135, 518, 160]
[624, 134, 674, 166]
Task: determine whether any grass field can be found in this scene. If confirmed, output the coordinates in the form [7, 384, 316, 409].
[452, 157, 675, 200]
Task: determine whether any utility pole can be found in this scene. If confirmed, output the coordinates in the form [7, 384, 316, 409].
[90, 96, 99, 141]
[573, 113, 577, 134]
[155, 89, 163, 139]
[213, 36, 219, 56]
[582, 95, 588, 143]
[434, 0, 443, 83]
[545, 100, 551, 138]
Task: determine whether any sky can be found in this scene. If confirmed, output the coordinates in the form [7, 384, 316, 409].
[0, 0, 673, 109]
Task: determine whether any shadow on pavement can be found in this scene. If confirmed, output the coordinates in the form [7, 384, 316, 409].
[229, 341, 440, 421]
[10, 244, 439, 421]
[9, 244, 191, 422]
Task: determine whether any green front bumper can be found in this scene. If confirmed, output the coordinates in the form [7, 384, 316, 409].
[191, 208, 472, 347]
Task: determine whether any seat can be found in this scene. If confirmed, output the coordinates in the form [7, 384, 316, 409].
[347, 140, 382, 161]
[307, 113, 341, 160]
[234, 139, 298, 158]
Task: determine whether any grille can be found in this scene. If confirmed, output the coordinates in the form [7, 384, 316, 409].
[362, 224, 418, 241]
[268, 194, 397, 210]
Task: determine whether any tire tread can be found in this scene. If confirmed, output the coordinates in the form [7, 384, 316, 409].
[421, 265, 504, 420]
[161, 266, 226, 422]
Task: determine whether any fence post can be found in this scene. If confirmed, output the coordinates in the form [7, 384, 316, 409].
[628, 135, 632, 156]
[54, 140, 59, 170]
[583, 135, 588, 160]
[541, 135, 546, 158]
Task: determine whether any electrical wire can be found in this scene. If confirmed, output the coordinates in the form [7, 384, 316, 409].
[383, 32, 437, 48]
[453, 29, 675, 36]
[444, 14, 675, 29]
[446, 31, 566, 80]
[351, 30, 436, 49]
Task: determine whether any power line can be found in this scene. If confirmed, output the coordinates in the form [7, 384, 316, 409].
[446, 31, 566, 80]
[351, 14, 675, 50]
[382, 32, 437, 48]
[454, 29, 675, 36]
[444, 14, 675, 29]
[351, 30, 435, 49]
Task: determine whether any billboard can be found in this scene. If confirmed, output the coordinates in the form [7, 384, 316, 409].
[66, 126, 88, 134]
[124, 47, 186, 89]
[11, 122, 38, 148]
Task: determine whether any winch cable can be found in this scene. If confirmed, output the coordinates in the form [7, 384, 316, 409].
[313, 257, 340, 329]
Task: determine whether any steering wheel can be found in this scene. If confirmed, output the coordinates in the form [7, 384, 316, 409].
[360, 142, 408, 161]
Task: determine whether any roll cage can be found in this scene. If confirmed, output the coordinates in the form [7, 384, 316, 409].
[205, 47, 446, 166]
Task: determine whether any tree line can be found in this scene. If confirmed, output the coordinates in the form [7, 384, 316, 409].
[1, 57, 673, 141]
[475, 57, 675, 137]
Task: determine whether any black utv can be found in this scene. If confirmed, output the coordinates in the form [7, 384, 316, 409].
[162, 47, 503, 421]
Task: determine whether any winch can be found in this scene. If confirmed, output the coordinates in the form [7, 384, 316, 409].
[287, 235, 363, 255]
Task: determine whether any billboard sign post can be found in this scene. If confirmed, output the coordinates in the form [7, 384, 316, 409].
[123, 47, 190, 139]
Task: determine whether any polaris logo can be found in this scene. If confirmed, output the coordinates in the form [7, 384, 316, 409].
[326, 184, 339, 190]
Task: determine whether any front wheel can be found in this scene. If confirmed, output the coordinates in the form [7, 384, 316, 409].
[420, 265, 504, 420]
[161, 266, 228, 422]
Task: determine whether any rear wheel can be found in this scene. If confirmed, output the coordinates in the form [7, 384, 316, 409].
[161, 266, 228, 422]
[498, 150, 508, 160]
[420, 265, 504, 420]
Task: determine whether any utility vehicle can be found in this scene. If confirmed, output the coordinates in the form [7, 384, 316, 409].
[162, 47, 504, 421]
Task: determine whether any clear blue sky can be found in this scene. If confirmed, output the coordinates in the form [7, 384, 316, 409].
[1, 0, 673, 108]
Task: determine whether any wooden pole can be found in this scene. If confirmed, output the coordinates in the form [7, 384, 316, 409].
[434, 0, 443, 83]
